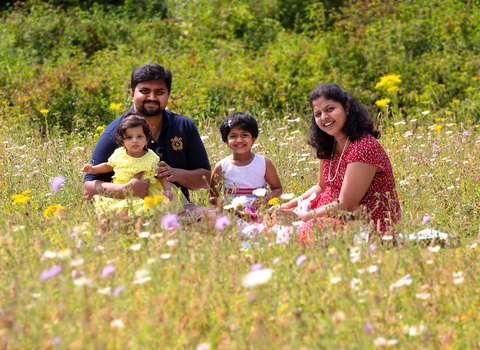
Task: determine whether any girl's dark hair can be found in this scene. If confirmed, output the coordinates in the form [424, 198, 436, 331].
[307, 83, 380, 159]
[114, 113, 152, 151]
[220, 112, 259, 142]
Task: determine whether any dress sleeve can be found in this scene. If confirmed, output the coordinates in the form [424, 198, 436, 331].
[108, 148, 120, 168]
[347, 135, 389, 172]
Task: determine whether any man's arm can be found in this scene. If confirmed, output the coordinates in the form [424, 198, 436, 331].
[157, 162, 210, 191]
[83, 173, 149, 201]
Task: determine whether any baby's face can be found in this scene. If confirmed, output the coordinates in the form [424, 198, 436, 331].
[226, 126, 256, 155]
[123, 125, 148, 157]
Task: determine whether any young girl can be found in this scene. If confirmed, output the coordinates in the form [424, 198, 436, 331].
[209, 112, 282, 219]
[83, 114, 187, 220]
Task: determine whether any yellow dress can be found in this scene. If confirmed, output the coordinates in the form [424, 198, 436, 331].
[92, 147, 188, 216]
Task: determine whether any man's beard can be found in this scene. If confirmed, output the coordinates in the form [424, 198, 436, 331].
[138, 101, 162, 117]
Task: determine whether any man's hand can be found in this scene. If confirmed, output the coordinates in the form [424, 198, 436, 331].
[125, 172, 149, 198]
[157, 161, 180, 182]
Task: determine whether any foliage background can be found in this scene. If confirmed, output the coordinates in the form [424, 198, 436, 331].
[0, 0, 479, 132]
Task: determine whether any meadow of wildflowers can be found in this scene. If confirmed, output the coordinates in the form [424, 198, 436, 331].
[1, 0, 480, 348]
[0, 102, 479, 348]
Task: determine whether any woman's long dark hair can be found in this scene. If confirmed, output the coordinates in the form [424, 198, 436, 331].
[307, 83, 380, 159]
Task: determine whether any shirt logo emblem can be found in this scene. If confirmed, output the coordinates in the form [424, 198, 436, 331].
[171, 136, 183, 151]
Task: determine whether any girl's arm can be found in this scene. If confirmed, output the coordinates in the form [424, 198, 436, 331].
[209, 162, 223, 207]
[158, 175, 173, 201]
[82, 162, 113, 174]
[279, 160, 327, 209]
[262, 157, 282, 205]
[299, 162, 378, 221]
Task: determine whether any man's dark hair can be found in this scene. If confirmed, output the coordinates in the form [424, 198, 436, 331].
[130, 64, 172, 93]
[114, 113, 152, 151]
[307, 83, 380, 159]
[220, 112, 259, 142]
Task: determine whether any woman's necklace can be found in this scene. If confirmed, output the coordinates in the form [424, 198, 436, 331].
[328, 137, 349, 182]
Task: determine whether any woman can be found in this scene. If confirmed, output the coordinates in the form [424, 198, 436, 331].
[275, 83, 401, 242]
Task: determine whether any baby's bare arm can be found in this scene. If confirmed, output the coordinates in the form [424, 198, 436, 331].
[82, 162, 113, 174]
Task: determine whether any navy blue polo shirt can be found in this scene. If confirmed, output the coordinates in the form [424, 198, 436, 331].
[84, 107, 211, 201]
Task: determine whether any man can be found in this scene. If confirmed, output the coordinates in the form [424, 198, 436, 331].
[83, 63, 213, 222]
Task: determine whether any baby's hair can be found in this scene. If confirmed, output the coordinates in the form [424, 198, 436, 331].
[114, 113, 152, 151]
[220, 112, 259, 142]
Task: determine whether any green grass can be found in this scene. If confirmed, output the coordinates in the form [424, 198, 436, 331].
[0, 110, 479, 348]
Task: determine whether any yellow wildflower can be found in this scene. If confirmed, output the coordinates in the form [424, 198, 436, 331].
[22, 190, 31, 195]
[144, 196, 152, 210]
[434, 125, 442, 131]
[12, 194, 30, 204]
[375, 74, 401, 89]
[94, 133, 99, 138]
[375, 99, 391, 108]
[40, 109, 49, 115]
[0, 181, 6, 187]
[268, 197, 279, 206]
[96, 126, 105, 132]
[109, 102, 122, 111]
[386, 86, 399, 93]
[44, 204, 65, 217]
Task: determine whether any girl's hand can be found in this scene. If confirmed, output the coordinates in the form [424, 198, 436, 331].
[163, 190, 173, 201]
[273, 206, 299, 224]
[82, 164, 93, 173]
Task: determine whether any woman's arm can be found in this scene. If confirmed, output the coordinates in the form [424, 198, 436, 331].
[209, 162, 223, 207]
[280, 160, 327, 209]
[262, 157, 282, 205]
[82, 162, 113, 174]
[300, 162, 378, 221]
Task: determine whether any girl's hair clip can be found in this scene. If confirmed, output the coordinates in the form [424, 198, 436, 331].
[227, 120, 232, 128]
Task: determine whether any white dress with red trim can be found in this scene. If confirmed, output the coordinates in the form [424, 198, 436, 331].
[220, 153, 267, 206]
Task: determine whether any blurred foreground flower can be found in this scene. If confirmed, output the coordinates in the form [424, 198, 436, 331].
[44, 204, 65, 217]
[51, 175, 66, 194]
[252, 188, 267, 197]
[215, 215, 232, 230]
[242, 269, 272, 288]
[296, 254, 307, 266]
[40, 109, 49, 114]
[373, 337, 398, 347]
[101, 265, 116, 278]
[161, 213, 179, 229]
[280, 193, 295, 200]
[12, 193, 30, 204]
[41, 265, 63, 281]
[223, 196, 247, 210]
[268, 197, 279, 205]
[407, 324, 425, 336]
[421, 215, 431, 225]
[389, 273, 412, 291]
[110, 319, 125, 330]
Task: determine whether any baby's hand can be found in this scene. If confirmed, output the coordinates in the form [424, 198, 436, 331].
[82, 164, 93, 173]
[164, 190, 173, 201]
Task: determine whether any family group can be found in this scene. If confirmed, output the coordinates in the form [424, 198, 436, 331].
[82, 63, 401, 242]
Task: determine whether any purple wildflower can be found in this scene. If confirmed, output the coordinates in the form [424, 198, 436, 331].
[215, 215, 232, 230]
[101, 265, 116, 278]
[296, 254, 307, 266]
[77, 239, 83, 248]
[369, 244, 376, 251]
[113, 285, 125, 297]
[272, 257, 281, 265]
[363, 323, 375, 333]
[463, 131, 470, 137]
[161, 214, 179, 229]
[454, 161, 458, 166]
[251, 263, 263, 271]
[40, 265, 63, 281]
[51, 175, 66, 194]
[70, 233, 78, 239]
[422, 215, 431, 225]
[402, 273, 411, 281]
[52, 337, 62, 345]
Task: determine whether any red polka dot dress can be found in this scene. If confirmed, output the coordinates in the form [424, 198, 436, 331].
[298, 133, 401, 243]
